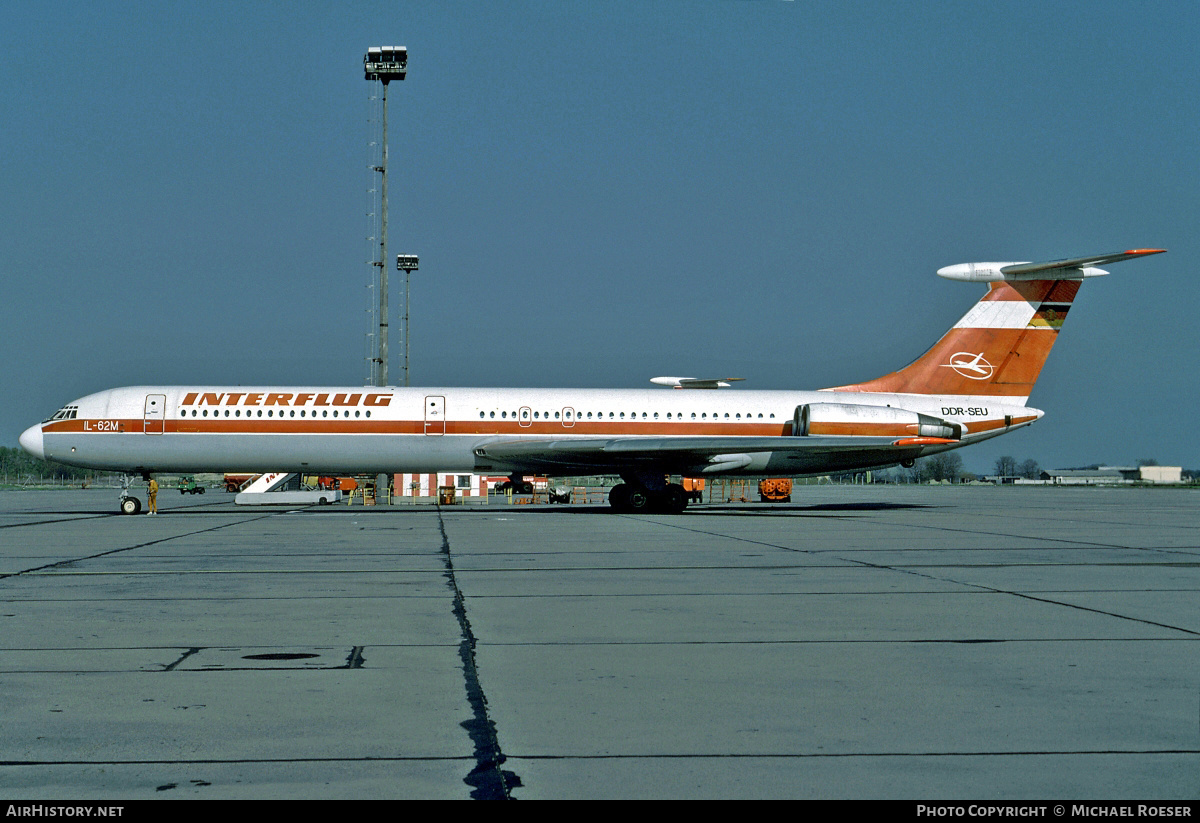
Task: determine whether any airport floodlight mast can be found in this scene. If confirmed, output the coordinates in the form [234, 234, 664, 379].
[364, 46, 407, 388]
[397, 254, 419, 387]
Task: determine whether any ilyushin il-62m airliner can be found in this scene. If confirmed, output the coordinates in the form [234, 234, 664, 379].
[20, 249, 1164, 514]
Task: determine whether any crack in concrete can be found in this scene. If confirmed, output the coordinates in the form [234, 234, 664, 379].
[436, 509, 521, 800]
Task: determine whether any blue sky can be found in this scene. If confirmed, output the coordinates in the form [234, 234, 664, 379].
[2, 1, 1195, 473]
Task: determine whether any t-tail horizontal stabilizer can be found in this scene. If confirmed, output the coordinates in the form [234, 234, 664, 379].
[937, 248, 1165, 282]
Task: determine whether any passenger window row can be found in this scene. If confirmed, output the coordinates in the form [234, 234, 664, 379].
[478, 410, 776, 420]
[182, 409, 374, 418]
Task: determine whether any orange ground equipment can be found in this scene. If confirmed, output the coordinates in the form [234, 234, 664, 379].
[681, 477, 705, 504]
[758, 477, 793, 502]
[223, 474, 255, 493]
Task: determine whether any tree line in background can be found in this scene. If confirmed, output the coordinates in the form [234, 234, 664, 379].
[991, 455, 1043, 480]
[0, 446, 97, 485]
[865, 454, 1041, 484]
[867, 452, 980, 483]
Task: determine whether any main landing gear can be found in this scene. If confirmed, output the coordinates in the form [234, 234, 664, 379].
[608, 478, 689, 514]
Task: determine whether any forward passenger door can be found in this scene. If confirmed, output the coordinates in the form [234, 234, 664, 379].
[424, 396, 445, 435]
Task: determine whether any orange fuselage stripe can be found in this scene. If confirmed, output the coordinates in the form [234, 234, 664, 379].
[44, 415, 1035, 438]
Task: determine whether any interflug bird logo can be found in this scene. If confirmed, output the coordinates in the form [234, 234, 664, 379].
[943, 352, 995, 380]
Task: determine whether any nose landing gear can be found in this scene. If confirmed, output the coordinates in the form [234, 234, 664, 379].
[117, 473, 148, 515]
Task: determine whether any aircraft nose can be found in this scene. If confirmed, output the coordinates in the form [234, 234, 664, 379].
[19, 424, 45, 459]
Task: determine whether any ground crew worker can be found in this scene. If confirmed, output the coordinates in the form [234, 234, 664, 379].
[148, 477, 158, 515]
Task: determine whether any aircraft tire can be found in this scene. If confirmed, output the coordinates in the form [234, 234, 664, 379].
[660, 484, 688, 514]
[625, 487, 653, 513]
[609, 483, 631, 512]
[120, 497, 142, 515]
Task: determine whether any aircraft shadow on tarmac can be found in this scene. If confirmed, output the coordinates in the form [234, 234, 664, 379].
[453, 501, 938, 516]
[683, 501, 937, 515]
[17, 501, 935, 517]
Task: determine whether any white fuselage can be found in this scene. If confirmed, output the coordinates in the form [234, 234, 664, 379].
[22, 384, 1037, 478]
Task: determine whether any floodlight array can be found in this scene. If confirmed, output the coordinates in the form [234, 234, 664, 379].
[364, 46, 407, 82]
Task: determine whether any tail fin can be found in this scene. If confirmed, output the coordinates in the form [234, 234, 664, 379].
[826, 249, 1164, 403]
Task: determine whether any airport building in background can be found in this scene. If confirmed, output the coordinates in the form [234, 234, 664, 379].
[1033, 466, 1184, 485]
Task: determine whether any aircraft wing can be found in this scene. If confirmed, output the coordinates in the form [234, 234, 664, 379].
[473, 435, 942, 474]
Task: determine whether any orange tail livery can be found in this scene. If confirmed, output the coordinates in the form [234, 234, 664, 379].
[826, 249, 1165, 404]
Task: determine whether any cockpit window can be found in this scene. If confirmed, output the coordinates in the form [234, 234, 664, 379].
[43, 405, 78, 423]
